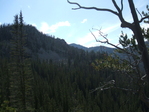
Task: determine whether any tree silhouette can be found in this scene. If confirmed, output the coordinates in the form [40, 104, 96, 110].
[68, 0, 149, 108]
[9, 11, 34, 111]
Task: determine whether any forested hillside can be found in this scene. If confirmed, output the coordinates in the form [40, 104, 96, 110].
[0, 23, 88, 62]
[0, 12, 149, 112]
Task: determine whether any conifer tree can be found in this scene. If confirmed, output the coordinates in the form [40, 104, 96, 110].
[9, 11, 34, 112]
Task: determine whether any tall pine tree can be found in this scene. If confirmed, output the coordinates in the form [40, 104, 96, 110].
[9, 11, 34, 112]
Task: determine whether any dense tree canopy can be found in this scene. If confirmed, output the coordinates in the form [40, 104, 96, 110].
[0, 3, 149, 111]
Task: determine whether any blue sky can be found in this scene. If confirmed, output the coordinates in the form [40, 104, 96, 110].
[0, 0, 148, 47]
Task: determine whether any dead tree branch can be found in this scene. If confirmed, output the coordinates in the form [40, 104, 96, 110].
[136, 8, 143, 19]
[135, 8, 149, 23]
[67, 0, 148, 30]
[120, 0, 124, 11]
[112, 0, 121, 13]
[111, 0, 133, 29]
[90, 80, 115, 93]
[139, 16, 149, 23]
[89, 29, 137, 57]
[90, 80, 138, 94]
[67, 0, 133, 29]
[67, 0, 118, 15]
[90, 28, 143, 76]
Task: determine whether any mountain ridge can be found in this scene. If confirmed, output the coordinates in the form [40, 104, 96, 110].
[69, 43, 115, 54]
[0, 24, 116, 62]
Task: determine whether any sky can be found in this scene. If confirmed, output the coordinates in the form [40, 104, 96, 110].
[0, 0, 148, 48]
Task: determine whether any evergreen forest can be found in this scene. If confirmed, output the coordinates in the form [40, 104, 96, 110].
[0, 7, 149, 112]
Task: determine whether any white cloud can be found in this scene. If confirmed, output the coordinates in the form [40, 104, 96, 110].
[50, 21, 70, 32]
[40, 21, 70, 33]
[27, 5, 31, 9]
[40, 22, 49, 33]
[81, 19, 87, 23]
[0, 22, 1, 25]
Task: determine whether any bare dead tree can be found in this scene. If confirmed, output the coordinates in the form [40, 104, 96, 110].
[67, 0, 149, 108]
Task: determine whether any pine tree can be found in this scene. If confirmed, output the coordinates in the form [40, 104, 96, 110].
[9, 11, 34, 112]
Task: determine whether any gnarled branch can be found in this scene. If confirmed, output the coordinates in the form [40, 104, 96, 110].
[89, 29, 132, 55]
[67, 0, 119, 16]
[112, 0, 121, 13]
[90, 80, 115, 93]
[121, 0, 124, 11]
[135, 8, 149, 23]
[67, 0, 133, 30]
[139, 15, 149, 23]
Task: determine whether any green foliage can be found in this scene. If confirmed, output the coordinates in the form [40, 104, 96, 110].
[92, 54, 133, 76]
[0, 10, 149, 112]
[118, 31, 138, 51]
[142, 6, 149, 41]
[9, 12, 34, 112]
[119, 32, 130, 47]
[91, 4, 149, 111]
[142, 5, 149, 24]
[0, 100, 16, 112]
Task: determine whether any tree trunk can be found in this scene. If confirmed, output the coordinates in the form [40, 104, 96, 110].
[128, 0, 149, 108]
[128, 0, 149, 79]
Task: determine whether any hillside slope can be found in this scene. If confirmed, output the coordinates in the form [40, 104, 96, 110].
[0, 24, 86, 62]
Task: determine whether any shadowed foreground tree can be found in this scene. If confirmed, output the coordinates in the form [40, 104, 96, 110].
[68, 0, 149, 108]
[9, 11, 34, 112]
